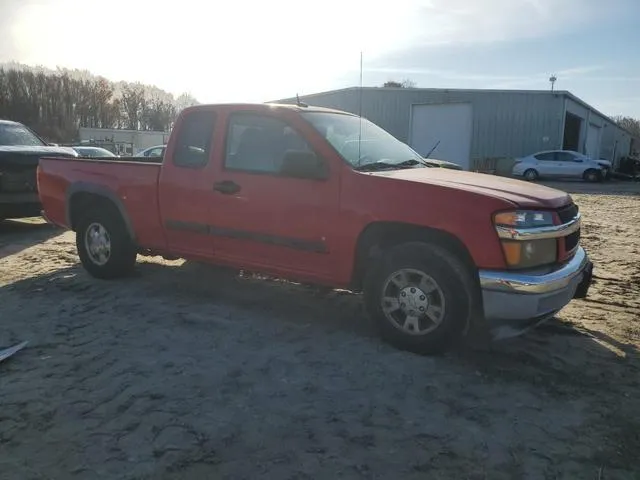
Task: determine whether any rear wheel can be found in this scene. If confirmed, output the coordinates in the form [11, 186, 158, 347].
[583, 169, 602, 182]
[523, 169, 539, 181]
[76, 206, 137, 279]
[364, 242, 476, 355]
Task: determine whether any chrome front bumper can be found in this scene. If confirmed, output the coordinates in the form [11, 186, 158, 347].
[479, 247, 592, 339]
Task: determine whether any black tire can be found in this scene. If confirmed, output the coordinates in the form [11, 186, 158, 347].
[363, 242, 478, 355]
[76, 204, 137, 279]
[583, 169, 601, 182]
[523, 169, 539, 181]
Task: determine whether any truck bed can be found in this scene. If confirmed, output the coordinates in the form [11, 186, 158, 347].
[38, 156, 166, 249]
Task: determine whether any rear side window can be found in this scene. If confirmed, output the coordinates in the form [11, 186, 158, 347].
[534, 152, 556, 161]
[556, 152, 577, 162]
[173, 111, 216, 168]
[146, 147, 164, 157]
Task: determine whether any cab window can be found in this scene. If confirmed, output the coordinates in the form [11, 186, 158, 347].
[173, 111, 217, 168]
[224, 113, 312, 174]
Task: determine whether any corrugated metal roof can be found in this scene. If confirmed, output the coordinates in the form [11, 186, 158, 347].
[275, 87, 637, 139]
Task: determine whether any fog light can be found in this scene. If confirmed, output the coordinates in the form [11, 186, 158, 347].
[501, 239, 557, 268]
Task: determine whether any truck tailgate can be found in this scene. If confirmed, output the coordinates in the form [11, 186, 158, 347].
[38, 157, 165, 250]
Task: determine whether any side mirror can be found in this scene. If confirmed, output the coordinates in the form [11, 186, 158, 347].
[280, 150, 328, 180]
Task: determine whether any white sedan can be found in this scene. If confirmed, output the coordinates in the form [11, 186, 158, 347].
[512, 150, 610, 182]
[134, 145, 165, 158]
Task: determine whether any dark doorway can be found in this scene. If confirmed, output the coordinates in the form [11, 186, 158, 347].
[563, 112, 582, 151]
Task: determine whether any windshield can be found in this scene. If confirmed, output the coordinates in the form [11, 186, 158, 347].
[75, 147, 115, 157]
[0, 123, 46, 146]
[301, 112, 423, 168]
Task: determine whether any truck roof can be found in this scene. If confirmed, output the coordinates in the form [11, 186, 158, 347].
[183, 103, 356, 116]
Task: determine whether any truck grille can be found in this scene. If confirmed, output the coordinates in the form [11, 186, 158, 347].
[565, 229, 580, 252]
[0, 171, 37, 193]
[556, 202, 580, 259]
[557, 203, 579, 224]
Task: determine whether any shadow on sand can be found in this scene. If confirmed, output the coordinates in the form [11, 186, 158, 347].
[2, 257, 639, 472]
[0, 218, 62, 259]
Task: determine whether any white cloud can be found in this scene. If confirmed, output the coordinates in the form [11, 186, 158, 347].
[0, 0, 617, 102]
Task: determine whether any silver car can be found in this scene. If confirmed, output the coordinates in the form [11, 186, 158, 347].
[512, 150, 606, 182]
[134, 145, 166, 158]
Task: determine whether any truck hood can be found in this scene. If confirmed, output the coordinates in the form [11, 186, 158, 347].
[372, 167, 571, 208]
[595, 159, 612, 168]
[0, 145, 78, 167]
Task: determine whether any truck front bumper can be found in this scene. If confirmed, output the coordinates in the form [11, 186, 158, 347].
[0, 192, 42, 219]
[478, 247, 593, 340]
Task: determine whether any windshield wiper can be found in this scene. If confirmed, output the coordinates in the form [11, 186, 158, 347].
[354, 158, 431, 172]
[397, 158, 433, 168]
[354, 161, 398, 171]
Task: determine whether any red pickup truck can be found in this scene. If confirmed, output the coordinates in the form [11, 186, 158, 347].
[38, 103, 593, 354]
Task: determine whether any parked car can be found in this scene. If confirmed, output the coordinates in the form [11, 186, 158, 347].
[0, 119, 77, 221]
[513, 150, 608, 182]
[71, 146, 117, 158]
[135, 145, 165, 158]
[37, 103, 593, 354]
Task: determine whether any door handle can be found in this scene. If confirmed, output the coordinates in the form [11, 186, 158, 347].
[213, 180, 241, 195]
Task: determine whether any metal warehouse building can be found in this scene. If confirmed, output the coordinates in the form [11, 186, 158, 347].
[276, 87, 637, 171]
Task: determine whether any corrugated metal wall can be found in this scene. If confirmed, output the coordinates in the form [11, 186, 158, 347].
[278, 88, 565, 162]
[601, 120, 634, 168]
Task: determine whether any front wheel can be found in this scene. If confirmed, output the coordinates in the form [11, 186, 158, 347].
[364, 242, 476, 355]
[523, 169, 539, 181]
[76, 206, 137, 279]
[583, 169, 602, 182]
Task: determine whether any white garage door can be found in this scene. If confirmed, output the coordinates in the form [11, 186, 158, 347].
[410, 103, 473, 170]
[586, 123, 601, 159]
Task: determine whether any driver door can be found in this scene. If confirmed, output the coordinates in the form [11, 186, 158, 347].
[555, 151, 582, 177]
[208, 110, 341, 282]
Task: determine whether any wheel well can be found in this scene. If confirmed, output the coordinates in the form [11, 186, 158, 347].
[68, 192, 123, 232]
[350, 222, 477, 291]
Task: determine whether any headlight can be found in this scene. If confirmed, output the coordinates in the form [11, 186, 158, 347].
[499, 238, 557, 268]
[494, 210, 554, 228]
[494, 210, 557, 268]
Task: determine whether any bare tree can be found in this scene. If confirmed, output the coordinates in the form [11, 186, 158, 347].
[0, 62, 199, 142]
[612, 115, 640, 138]
[383, 79, 416, 88]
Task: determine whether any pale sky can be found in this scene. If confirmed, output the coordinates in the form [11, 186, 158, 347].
[1, 0, 639, 117]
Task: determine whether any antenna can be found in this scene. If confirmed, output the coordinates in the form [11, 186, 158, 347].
[295, 93, 307, 108]
[358, 51, 363, 166]
[549, 74, 557, 92]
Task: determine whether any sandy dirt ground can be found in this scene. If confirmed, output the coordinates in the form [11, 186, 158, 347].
[1, 182, 639, 479]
